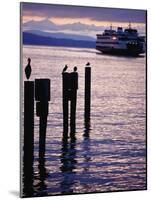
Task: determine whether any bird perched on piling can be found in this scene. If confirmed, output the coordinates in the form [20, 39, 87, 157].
[62, 64, 68, 73]
[86, 62, 90, 66]
[73, 66, 77, 72]
[25, 58, 32, 80]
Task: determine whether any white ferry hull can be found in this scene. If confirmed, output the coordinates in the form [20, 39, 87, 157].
[96, 45, 144, 56]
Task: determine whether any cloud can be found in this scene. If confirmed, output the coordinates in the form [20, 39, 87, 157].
[21, 2, 146, 23]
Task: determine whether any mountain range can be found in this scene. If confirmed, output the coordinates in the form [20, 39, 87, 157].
[23, 19, 104, 32]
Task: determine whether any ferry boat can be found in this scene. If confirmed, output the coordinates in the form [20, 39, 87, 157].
[96, 24, 145, 56]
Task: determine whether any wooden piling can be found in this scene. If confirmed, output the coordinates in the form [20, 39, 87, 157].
[84, 67, 91, 122]
[70, 95, 76, 134]
[24, 81, 34, 168]
[23, 81, 34, 196]
[35, 79, 50, 157]
[62, 72, 70, 136]
[39, 114, 47, 158]
[70, 71, 78, 135]
[63, 96, 69, 136]
[62, 70, 78, 137]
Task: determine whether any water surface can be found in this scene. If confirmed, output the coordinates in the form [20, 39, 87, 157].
[22, 45, 146, 197]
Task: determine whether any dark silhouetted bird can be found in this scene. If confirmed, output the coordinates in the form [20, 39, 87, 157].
[62, 64, 68, 73]
[73, 66, 77, 72]
[25, 58, 32, 80]
[86, 62, 90, 66]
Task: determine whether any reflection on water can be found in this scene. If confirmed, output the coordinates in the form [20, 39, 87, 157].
[35, 137, 48, 197]
[83, 122, 91, 174]
[22, 45, 146, 197]
[23, 163, 34, 197]
[34, 155, 48, 197]
[60, 136, 77, 194]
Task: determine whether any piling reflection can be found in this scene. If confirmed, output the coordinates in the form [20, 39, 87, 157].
[23, 155, 34, 197]
[36, 154, 48, 197]
[33, 136, 48, 197]
[60, 132, 77, 194]
[83, 119, 91, 138]
[83, 120, 91, 172]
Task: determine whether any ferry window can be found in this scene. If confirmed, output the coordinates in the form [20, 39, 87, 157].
[97, 36, 110, 39]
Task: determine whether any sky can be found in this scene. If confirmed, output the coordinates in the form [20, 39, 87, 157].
[21, 2, 146, 39]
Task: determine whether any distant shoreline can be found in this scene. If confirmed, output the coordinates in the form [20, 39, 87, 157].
[23, 32, 96, 49]
[23, 43, 95, 49]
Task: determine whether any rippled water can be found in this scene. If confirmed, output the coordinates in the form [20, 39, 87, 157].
[22, 45, 146, 197]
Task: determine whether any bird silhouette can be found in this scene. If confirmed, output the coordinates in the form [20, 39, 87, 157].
[73, 66, 77, 72]
[25, 58, 32, 80]
[62, 65, 68, 73]
[86, 62, 90, 66]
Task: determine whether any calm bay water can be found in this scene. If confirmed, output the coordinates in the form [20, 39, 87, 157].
[22, 45, 146, 196]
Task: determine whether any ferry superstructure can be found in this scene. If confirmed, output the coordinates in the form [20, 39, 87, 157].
[96, 25, 145, 56]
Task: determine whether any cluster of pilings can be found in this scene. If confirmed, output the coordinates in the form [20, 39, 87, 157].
[23, 58, 91, 197]
[23, 78, 50, 197]
[62, 66, 91, 139]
